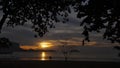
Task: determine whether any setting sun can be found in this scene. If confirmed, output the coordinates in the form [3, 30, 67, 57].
[39, 42, 53, 49]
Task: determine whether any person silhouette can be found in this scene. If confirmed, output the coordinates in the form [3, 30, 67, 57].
[49, 56, 52, 60]
[82, 40, 85, 46]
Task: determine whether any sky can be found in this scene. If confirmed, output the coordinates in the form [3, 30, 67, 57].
[0, 9, 119, 50]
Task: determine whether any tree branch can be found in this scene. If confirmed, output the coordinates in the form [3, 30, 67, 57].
[0, 13, 8, 32]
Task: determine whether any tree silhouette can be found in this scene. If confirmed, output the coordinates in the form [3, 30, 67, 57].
[0, 0, 120, 43]
[0, 37, 12, 48]
[75, 0, 120, 43]
[0, 0, 73, 36]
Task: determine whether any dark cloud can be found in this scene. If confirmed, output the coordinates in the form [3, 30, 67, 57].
[0, 11, 119, 47]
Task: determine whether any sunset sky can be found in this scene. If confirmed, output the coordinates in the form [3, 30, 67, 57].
[0, 10, 119, 50]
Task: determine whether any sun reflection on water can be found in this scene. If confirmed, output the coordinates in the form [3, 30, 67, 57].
[41, 52, 46, 60]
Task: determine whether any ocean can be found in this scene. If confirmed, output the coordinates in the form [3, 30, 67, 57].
[0, 46, 120, 62]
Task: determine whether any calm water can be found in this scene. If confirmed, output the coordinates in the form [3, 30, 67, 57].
[0, 46, 120, 61]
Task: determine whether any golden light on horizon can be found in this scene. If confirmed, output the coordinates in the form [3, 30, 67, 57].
[39, 42, 53, 49]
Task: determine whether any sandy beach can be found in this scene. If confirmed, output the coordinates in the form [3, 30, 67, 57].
[0, 60, 120, 68]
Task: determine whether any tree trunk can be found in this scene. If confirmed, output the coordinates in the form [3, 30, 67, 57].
[0, 13, 8, 32]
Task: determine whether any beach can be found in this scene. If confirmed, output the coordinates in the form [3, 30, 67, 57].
[0, 60, 120, 68]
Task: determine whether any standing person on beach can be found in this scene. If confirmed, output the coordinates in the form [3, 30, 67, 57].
[82, 40, 85, 46]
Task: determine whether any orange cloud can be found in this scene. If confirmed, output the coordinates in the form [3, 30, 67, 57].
[20, 45, 38, 50]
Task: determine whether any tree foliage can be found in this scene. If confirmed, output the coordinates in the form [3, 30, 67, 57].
[75, 0, 120, 43]
[0, 0, 73, 36]
[0, 0, 120, 43]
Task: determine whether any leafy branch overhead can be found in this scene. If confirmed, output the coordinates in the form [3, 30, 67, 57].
[0, 0, 120, 43]
[0, 0, 73, 37]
